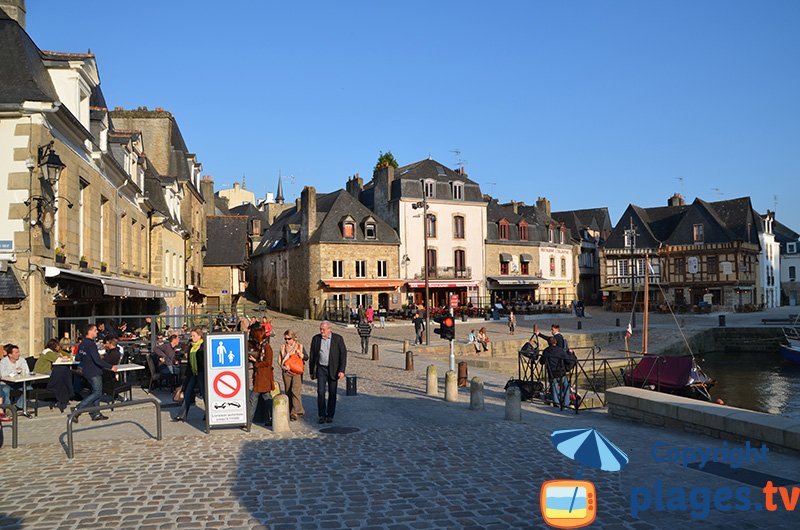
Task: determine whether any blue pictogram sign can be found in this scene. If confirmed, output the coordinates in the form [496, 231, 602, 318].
[210, 337, 243, 368]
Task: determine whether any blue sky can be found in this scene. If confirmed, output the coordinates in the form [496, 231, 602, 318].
[26, 1, 800, 230]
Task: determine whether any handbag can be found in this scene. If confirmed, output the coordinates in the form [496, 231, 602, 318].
[172, 387, 184, 402]
[286, 353, 304, 375]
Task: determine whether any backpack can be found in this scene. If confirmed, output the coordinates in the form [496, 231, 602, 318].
[504, 379, 545, 401]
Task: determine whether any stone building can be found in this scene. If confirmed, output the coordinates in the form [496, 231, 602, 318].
[756, 210, 780, 308]
[0, 8, 174, 352]
[354, 159, 487, 307]
[217, 178, 255, 208]
[775, 220, 800, 306]
[550, 206, 612, 305]
[249, 186, 402, 318]
[203, 216, 251, 312]
[485, 199, 577, 306]
[602, 195, 761, 312]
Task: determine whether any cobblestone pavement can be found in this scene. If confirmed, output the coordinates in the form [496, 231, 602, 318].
[1, 310, 798, 529]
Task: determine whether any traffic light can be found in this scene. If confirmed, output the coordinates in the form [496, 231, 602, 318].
[434, 315, 456, 341]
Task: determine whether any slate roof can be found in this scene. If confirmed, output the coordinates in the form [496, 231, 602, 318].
[229, 203, 267, 227]
[145, 175, 171, 219]
[204, 216, 249, 266]
[551, 207, 613, 242]
[0, 11, 59, 105]
[485, 199, 573, 243]
[605, 197, 761, 250]
[214, 196, 231, 216]
[253, 189, 400, 257]
[362, 159, 485, 203]
[774, 219, 800, 244]
[0, 269, 25, 299]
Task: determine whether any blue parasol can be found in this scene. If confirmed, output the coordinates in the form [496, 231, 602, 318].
[551, 428, 629, 472]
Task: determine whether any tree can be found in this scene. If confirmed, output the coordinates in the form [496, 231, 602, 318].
[374, 151, 399, 170]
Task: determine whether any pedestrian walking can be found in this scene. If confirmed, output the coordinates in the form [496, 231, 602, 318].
[357, 313, 372, 355]
[508, 310, 517, 335]
[412, 312, 425, 345]
[73, 325, 117, 422]
[173, 328, 205, 422]
[309, 321, 347, 424]
[280, 329, 306, 421]
[247, 324, 274, 427]
[378, 306, 387, 329]
[366, 305, 374, 324]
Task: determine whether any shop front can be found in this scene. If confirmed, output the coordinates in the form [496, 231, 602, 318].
[320, 279, 405, 320]
[486, 276, 549, 305]
[405, 280, 480, 309]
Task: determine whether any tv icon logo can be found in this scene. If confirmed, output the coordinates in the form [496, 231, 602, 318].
[540, 480, 596, 529]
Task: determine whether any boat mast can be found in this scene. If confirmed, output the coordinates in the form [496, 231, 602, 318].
[643, 255, 649, 353]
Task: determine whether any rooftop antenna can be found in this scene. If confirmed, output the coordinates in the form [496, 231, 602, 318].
[450, 149, 467, 170]
[774, 194, 778, 211]
[486, 182, 497, 196]
[676, 176, 684, 196]
[711, 187, 723, 198]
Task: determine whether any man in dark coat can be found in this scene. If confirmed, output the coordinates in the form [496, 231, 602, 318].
[533, 323, 568, 351]
[539, 336, 575, 408]
[75, 324, 117, 421]
[309, 320, 347, 424]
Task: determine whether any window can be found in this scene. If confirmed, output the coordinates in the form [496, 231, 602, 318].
[789, 242, 797, 254]
[454, 250, 466, 274]
[78, 180, 87, 259]
[498, 219, 509, 240]
[332, 260, 344, 278]
[550, 257, 556, 276]
[675, 257, 685, 275]
[453, 216, 465, 239]
[355, 260, 367, 278]
[343, 222, 355, 239]
[426, 249, 437, 274]
[518, 221, 528, 241]
[560, 228, 565, 244]
[451, 182, 463, 200]
[377, 260, 388, 278]
[790, 266, 796, 280]
[548, 227, 555, 243]
[365, 222, 376, 239]
[500, 260, 509, 275]
[521, 261, 529, 275]
[693, 224, 704, 243]
[423, 179, 436, 198]
[561, 258, 567, 277]
[99, 197, 107, 263]
[618, 259, 629, 276]
[426, 214, 437, 238]
[707, 256, 718, 277]
[165, 250, 170, 284]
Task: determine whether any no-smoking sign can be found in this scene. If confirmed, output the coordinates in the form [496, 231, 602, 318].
[213, 371, 241, 399]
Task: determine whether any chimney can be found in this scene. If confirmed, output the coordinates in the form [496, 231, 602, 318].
[372, 164, 396, 229]
[509, 200, 519, 214]
[668, 193, 686, 207]
[536, 196, 551, 217]
[0, 1, 26, 29]
[200, 175, 215, 217]
[346, 173, 363, 198]
[301, 186, 317, 243]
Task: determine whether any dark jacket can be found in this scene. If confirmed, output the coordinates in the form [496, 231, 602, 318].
[154, 342, 178, 366]
[78, 338, 112, 379]
[537, 332, 567, 351]
[413, 316, 425, 332]
[309, 333, 347, 381]
[103, 347, 122, 366]
[539, 345, 575, 378]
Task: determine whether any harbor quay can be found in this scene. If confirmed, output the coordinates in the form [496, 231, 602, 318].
[1, 309, 798, 529]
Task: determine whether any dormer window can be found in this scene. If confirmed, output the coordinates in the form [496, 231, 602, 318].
[693, 224, 704, 243]
[423, 179, 436, 198]
[518, 220, 528, 241]
[548, 226, 555, 243]
[559, 226, 566, 244]
[451, 182, 463, 200]
[342, 215, 356, 239]
[365, 222, 377, 239]
[498, 219, 509, 240]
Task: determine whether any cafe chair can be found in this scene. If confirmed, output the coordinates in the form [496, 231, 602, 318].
[101, 369, 132, 409]
[24, 357, 56, 417]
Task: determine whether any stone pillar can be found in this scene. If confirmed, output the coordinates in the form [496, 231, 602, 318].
[469, 377, 484, 411]
[372, 343, 379, 360]
[272, 394, 290, 433]
[505, 386, 521, 421]
[405, 350, 414, 371]
[425, 365, 438, 396]
[445, 370, 458, 402]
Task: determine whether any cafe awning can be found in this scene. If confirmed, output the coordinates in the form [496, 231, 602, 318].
[499, 253, 512, 263]
[519, 254, 533, 263]
[321, 279, 405, 289]
[406, 280, 478, 289]
[45, 267, 177, 298]
[487, 276, 550, 287]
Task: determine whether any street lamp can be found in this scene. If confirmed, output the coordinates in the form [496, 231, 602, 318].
[35, 141, 66, 187]
[624, 219, 637, 329]
[412, 189, 430, 345]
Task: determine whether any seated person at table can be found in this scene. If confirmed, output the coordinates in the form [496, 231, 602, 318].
[137, 317, 159, 338]
[34, 339, 70, 374]
[0, 343, 31, 410]
[154, 335, 181, 376]
[101, 337, 122, 365]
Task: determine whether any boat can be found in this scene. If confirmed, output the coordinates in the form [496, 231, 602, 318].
[623, 256, 717, 401]
[780, 316, 800, 364]
[779, 343, 800, 364]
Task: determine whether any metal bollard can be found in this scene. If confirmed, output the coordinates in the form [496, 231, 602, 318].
[577, 321, 582, 330]
[405, 350, 414, 371]
[346, 374, 358, 396]
[505, 386, 522, 421]
[469, 377, 484, 411]
[426, 365, 438, 396]
[372, 344, 379, 361]
[457, 361, 468, 387]
[718, 314, 726, 327]
[616, 318, 620, 327]
[445, 370, 458, 402]
[272, 394, 290, 433]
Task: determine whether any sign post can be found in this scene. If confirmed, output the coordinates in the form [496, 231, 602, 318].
[205, 332, 249, 433]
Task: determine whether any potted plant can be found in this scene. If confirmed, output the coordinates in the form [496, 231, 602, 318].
[55, 246, 66, 264]
[100, 261, 107, 273]
[79, 255, 88, 269]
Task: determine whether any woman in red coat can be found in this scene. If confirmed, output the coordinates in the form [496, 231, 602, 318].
[247, 324, 275, 427]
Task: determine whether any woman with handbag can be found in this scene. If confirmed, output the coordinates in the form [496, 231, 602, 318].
[173, 328, 205, 422]
[247, 324, 275, 427]
[280, 329, 306, 421]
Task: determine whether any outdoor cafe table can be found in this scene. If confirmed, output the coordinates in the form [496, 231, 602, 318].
[114, 363, 145, 383]
[0, 372, 49, 416]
